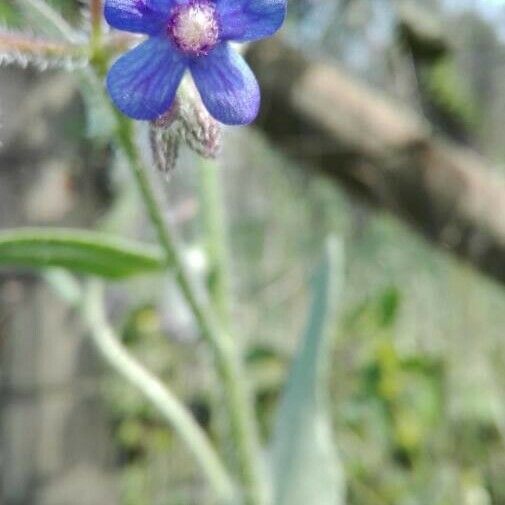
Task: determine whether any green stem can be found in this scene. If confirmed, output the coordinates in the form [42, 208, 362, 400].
[90, 0, 103, 45]
[89, 0, 108, 76]
[114, 113, 268, 505]
[198, 158, 233, 329]
[81, 279, 235, 502]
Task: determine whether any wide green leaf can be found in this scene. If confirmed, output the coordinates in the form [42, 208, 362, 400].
[0, 228, 166, 279]
[270, 237, 346, 505]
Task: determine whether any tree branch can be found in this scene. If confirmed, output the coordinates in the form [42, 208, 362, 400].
[247, 39, 505, 285]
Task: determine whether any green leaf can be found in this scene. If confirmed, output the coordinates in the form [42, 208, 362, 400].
[377, 286, 401, 328]
[0, 228, 166, 279]
[270, 236, 346, 505]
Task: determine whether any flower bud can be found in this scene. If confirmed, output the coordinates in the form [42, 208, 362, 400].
[149, 89, 222, 176]
[149, 101, 182, 177]
[180, 95, 221, 159]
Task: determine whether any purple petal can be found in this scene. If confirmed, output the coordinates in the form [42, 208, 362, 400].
[106, 37, 187, 120]
[190, 43, 260, 125]
[104, 0, 174, 35]
[216, 0, 286, 42]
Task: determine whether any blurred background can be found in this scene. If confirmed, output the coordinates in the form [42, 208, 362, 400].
[2, 0, 505, 504]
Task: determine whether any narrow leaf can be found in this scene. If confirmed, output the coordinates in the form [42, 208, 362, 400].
[270, 236, 346, 505]
[0, 228, 166, 279]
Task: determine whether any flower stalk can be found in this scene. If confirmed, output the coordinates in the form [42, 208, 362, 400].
[90, 0, 104, 43]
[89, 0, 108, 75]
[114, 112, 268, 505]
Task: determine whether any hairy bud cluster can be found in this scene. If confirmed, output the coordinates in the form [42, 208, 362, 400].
[149, 90, 221, 177]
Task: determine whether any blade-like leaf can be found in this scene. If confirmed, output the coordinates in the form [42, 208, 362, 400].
[270, 236, 346, 505]
[0, 228, 167, 279]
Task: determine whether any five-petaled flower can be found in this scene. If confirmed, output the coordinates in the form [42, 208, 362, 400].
[104, 0, 287, 125]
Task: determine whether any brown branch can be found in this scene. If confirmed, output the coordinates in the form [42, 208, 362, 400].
[247, 39, 505, 285]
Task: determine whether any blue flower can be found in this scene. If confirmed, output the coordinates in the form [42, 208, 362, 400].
[104, 0, 287, 125]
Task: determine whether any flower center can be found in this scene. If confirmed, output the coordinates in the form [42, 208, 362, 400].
[169, 2, 219, 56]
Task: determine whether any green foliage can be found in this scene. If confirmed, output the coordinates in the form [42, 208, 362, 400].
[332, 279, 505, 504]
[0, 228, 166, 279]
[424, 57, 480, 128]
[0, 5, 19, 26]
[1, 1, 79, 28]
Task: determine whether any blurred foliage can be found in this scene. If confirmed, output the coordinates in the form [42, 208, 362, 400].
[0, 0, 80, 25]
[333, 280, 505, 505]
[423, 57, 480, 131]
[101, 123, 505, 504]
[0, 4, 19, 25]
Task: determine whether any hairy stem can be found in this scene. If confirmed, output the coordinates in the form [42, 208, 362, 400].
[114, 114, 268, 505]
[0, 31, 85, 58]
[80, 280, 235, 502]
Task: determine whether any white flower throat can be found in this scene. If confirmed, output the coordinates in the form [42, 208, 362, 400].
[170, 3, 219, 56]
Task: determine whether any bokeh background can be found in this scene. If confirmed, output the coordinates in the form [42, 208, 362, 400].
[1, 0, 505, 504]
